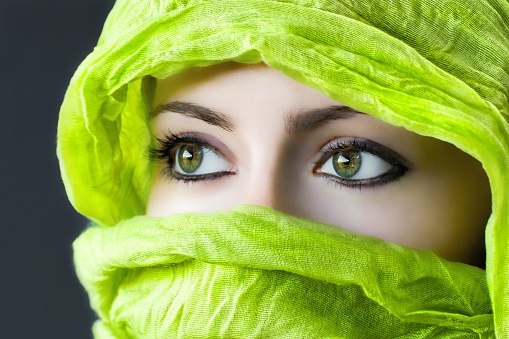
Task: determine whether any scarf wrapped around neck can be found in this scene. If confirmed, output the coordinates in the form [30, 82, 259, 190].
[58, 0, 509, 337]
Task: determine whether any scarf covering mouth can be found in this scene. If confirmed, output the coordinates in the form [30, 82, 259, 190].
[75, 205, 492, 338]
[57, 0, 509, 337]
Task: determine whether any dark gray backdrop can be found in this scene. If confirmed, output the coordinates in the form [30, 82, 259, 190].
[1, 1, 115, 337]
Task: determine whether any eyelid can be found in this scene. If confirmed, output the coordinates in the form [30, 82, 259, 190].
[155, 130, 236, 164]
[147, 131, 237, 182]
[312, 137, 410, 189]
[314, 137, 409, 168]
[187, 132, 236, 164]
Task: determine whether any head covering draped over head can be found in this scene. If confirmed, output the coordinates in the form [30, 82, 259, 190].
[58, 0, 509, 337]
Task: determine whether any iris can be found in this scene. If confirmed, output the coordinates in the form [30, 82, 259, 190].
[333, 150, 361, 178]
[178, 145, 203, 173]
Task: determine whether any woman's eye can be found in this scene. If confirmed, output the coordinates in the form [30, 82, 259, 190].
[148, 133, 235, 183]
[314, 138, 409, 188]
[320, 150, 391, 180]
[174, 144, 229, 175]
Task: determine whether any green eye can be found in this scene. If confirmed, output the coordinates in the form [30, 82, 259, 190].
[177, 144, 203, 173]
[332, 150, 362, 178]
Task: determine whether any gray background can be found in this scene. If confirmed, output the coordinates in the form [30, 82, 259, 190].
[1, 1, 115, 337]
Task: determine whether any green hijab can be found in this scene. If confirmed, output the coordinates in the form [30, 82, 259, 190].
[58, 0, 509, 337]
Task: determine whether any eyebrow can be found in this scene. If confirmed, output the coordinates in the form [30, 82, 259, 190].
[152, 101, 235, 132]
[285, 106, 363, 134]
[152, 101, 363, 134]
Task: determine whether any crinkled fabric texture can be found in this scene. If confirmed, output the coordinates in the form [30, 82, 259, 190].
[58, 0, 509, 337]
[75, 205, 492, 338]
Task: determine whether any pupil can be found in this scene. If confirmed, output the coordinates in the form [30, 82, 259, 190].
[183, 149, 193, 161]
[333, 150, 361, 178]
[177, 145, 203, 173]
[338, 155, 350, 166]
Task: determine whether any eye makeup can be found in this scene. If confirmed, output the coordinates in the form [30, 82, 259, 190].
[148, 132, 410, 189]
[148, 132, 236, 183]
[313, 137, 410, 189]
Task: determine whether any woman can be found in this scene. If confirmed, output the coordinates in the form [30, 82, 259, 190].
[58, 0, 509, 337]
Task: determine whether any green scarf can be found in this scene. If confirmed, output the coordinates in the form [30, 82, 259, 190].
[58, 0, 509, 337]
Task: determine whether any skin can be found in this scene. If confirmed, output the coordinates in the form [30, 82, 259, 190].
[147, 62, 492, 267]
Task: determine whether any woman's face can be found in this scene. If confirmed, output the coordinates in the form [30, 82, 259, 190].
[147, 62, 491, 266]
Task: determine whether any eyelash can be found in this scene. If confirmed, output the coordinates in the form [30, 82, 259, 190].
[148, 132, 234, 183]
[148, 133, 409, 188]
[313, 138, 409, 190]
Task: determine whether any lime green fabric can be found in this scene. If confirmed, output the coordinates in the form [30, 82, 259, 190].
[57, 0, 509, 337]
[75, 205, 492, 338]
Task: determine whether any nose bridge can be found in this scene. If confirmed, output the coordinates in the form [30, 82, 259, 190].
[240, 147, 284, 209]
[241, 172, 280, 208]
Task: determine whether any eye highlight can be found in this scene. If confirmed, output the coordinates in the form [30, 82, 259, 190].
[148, 132, 235, 183]
[148, 133, 409, 188]
[314, 138, 409, 189]
[177, 144, 203, 173]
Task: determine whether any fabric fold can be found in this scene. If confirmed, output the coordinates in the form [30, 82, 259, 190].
[75, 205, 493, 338]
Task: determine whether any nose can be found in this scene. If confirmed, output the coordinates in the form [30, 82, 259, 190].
[235, 129, 302, 215]
[240, 173, 282, 209]
[238, 151, 285, 210]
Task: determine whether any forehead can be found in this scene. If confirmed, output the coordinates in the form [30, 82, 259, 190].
[151, 62, 413, 147]
[153, 62, 367, 141]
[154, 62, 340, 116]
